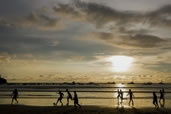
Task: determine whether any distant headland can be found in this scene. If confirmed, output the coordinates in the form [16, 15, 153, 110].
[0, 75, 7, 84]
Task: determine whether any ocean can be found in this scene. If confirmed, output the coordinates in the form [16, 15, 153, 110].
[0, 83, 171, 108]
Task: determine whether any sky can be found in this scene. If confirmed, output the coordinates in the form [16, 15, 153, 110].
[0, 0, 171, 83]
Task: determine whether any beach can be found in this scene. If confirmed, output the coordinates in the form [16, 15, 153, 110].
[0, 83, 171, 107]
[0, 83, 171, 114]
[0, 105, 171, 114]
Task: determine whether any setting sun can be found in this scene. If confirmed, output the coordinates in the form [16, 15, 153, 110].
[107, 56, 134, 72]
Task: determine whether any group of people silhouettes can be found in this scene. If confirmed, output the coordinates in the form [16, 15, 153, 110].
[11, 88, 81, 109]
[11, 88, 165, 108]
[116, 88, 165, 108]
[117, 89, 135, 107]
[53, 89, 81, 109]
[153, 88, 165, 108]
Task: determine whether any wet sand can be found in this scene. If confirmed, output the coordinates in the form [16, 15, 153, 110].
[0, 105, 170, 114]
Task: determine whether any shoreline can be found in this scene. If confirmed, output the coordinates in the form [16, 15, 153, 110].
[2, 82, 171, 84]
[0, 104, 171, 114]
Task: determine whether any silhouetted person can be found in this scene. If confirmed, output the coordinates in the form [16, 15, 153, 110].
[120, 89, 124, 105]
[117, 89, 120, 105]
[66, 89, 72, 106]
[127, 89, 135, 106]
[73, 91, 81, 109]
[11, 89, 18, 104]
[54, 90, 64, 106]
[153, 92, 159, 108]
[159, 88, 165, 107]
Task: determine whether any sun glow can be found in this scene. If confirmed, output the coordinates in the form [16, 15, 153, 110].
[107, 56, 134, 72]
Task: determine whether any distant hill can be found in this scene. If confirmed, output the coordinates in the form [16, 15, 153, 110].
[0, 75, 7, 84]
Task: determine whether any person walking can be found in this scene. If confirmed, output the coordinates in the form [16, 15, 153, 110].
[66, 89, 72, 106]
[116, 89, 120, 105]
[54, 90, 64, 106]
[153, 92, 159, 108]
[127, 89, 135, 106]
[120, 89, 124, 106]
[159, 88, 165, 107]
[73, 91, 81, 109]
[11, 89, 19, 104]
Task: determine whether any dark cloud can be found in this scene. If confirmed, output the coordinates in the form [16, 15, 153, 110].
[0, 11, 63, 30]
[85, 32, 166, 49]
[147, 5, 171, 28]
[18, 12, 64, 30]
[149, 4, 171, 16]
[53, 0, 142, 27]
[23, 12, 62, 29]
[50, 0, 171, 52]
[1, 0, 171, 31]
[0, 26, 115, 62]
[119, 34, 166, 48]
[0, 17, 16, 29]
[51, 0, 171, 30]
[53, 0, 171, 49]
[53, 3, 80, 18]
[0, 0, 170, 54]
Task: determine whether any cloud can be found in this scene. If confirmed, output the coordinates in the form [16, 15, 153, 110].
[50, 0, 171, 35]
[51, 0, 171, 49]
[0, 17, 15, 28]
[0, 11, 64, 30]
[52, 0, 141, 27]
[0, 0, 171, 61]
[71, 56, 85, 61]
[1, 0, 171, 31]
[47, 40, 59, 47]
[147, 5, 171, 28]
[18, 11, 66, 30]
[83, 32, 167, 49]
[118, 34, 166, 48]
[156, 51, 171, 64]
[22, 12, 62, 29]
[53, 3, 81, 19]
